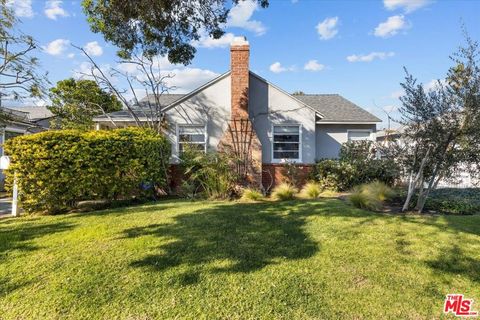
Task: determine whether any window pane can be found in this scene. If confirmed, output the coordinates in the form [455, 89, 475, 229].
[179, 143, 205, 153]
[273, 143, 299, 151]
[274, 151, 299, 159]
[274, 126, 299, 134]
[179, 126, 205, 135]
[274, 134, 299, 142]
[348, 131, 371, 141]
[179, 134, 204, 143]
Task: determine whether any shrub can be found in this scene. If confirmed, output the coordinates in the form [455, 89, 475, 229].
[399, 188, 480, 215]
[299, 182, 323, 199]
[240, 188, 264, 202]
[348, 181, 396, 211]
[314, 159, 357, 191]
[4, 128, 170, 214]
[349, 188, 383, 211]
[363, 181, 396, 202]
[180, 148, 238, 199]
[271, 183, 298, 201]
[313, 142, 400, 191]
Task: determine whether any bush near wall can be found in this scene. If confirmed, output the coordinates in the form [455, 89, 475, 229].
[4, 128, 170, 214]
[312, 141, 400, 191]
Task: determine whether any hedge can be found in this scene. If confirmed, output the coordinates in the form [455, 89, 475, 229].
[4, 127, 170, 214]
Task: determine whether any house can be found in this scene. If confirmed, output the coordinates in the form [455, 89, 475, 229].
[93, 36, 381, 189]
[6, 105, 54, 130]
[376, 126, 479, 188]
[0, 106, 52, 189]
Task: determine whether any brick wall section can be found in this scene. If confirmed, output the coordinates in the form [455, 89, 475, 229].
[230, 44, 250, 119]
[262, 164, 315, 192]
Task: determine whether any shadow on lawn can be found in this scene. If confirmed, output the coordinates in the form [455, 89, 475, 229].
[123, 201, 321, 274]
[0, 220, 74, 258]
[426, 245, 480, 283]
[0, 220, 74, 295]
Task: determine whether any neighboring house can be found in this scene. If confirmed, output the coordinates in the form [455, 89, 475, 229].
[7, 105, 54, 129]
[93, 37, 381, 189]
[376, 127, 479, 188]
[0, 106, 52, 189]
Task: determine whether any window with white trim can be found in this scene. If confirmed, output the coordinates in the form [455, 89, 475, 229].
[177, 125, 206, 154]
[347, 130, 372, 141]
[273, 125, 301, 161]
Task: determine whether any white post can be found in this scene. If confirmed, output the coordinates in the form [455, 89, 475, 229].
[12, 171, 18, 217]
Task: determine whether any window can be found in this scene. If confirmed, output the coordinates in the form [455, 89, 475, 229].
[272, 125, 301, 161]
[177, 125, 206, 154]
[347, 130, 372, 141]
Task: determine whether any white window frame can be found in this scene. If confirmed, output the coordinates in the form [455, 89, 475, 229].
[347, 129, 374, 142]
[176, 124, 207, 155]
[271, 123, 302, 163]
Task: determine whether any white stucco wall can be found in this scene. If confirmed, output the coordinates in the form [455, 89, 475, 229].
[164, 74, 231, 162]
[315, 123, 377, 159]
[249, 74, 317, 164]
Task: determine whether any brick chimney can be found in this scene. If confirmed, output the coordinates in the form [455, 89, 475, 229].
[230, 36, 250, 119]
[218, 36, 263, 190]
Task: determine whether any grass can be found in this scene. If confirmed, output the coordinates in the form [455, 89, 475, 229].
[240, 188, 264, 202]
[271, 183, 298, 201]
[299, 182, 322, 199]
[0, 199, 479, 319]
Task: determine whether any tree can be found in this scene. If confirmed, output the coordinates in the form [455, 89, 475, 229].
[0, 2, 47, 112]
[82, 0, 268, 64]
[292, 91, 305, 95]
[393, 32, 480, 213]
[48, 78, 122, 130]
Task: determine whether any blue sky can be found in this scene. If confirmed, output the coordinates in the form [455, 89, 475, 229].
[5, 0, 480, 128]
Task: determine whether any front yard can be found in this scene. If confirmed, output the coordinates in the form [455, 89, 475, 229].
[1, 199, 479, 319]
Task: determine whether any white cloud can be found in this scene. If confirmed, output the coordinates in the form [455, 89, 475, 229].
[84, 41, 103, 57]
[227, 0, 266, 36]
[42, 39, 70, 56]
[383, 0, 431, 13]
[390, 89, 404, 99]
[165, 68, 219, 93]
[347, 51, 395, 62]
[6, 0, 34, 18]
[270, 62, 286, 73]
[192, 32, 236, 49]
[374, 15, 408, 38]
[316, 17, 339, 40]
[44, 0, 69, 20]
[67, 53, 75, 59]
[424, 78, 446, 91]
[304, 59, 324, 71]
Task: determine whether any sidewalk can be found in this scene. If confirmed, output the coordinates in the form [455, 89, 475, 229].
[0, 197, 13, 218]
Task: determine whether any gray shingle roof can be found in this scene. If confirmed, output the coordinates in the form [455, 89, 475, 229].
[294, 94, 381, 123]
[138, 94, 185, 107]
[6, 105, 54, 120]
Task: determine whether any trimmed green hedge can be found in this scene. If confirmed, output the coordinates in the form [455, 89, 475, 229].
[4, 128, 170, 214]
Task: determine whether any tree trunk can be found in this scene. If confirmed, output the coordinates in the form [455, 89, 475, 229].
[415, 167, 443, 213]
[402, 147, 431, 212]
[402, 170, 416, 212]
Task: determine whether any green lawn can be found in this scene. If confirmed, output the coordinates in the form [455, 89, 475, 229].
[1, 199, 479, 319]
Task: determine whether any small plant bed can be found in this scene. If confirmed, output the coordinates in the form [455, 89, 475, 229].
[393, 188, 480, 215]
